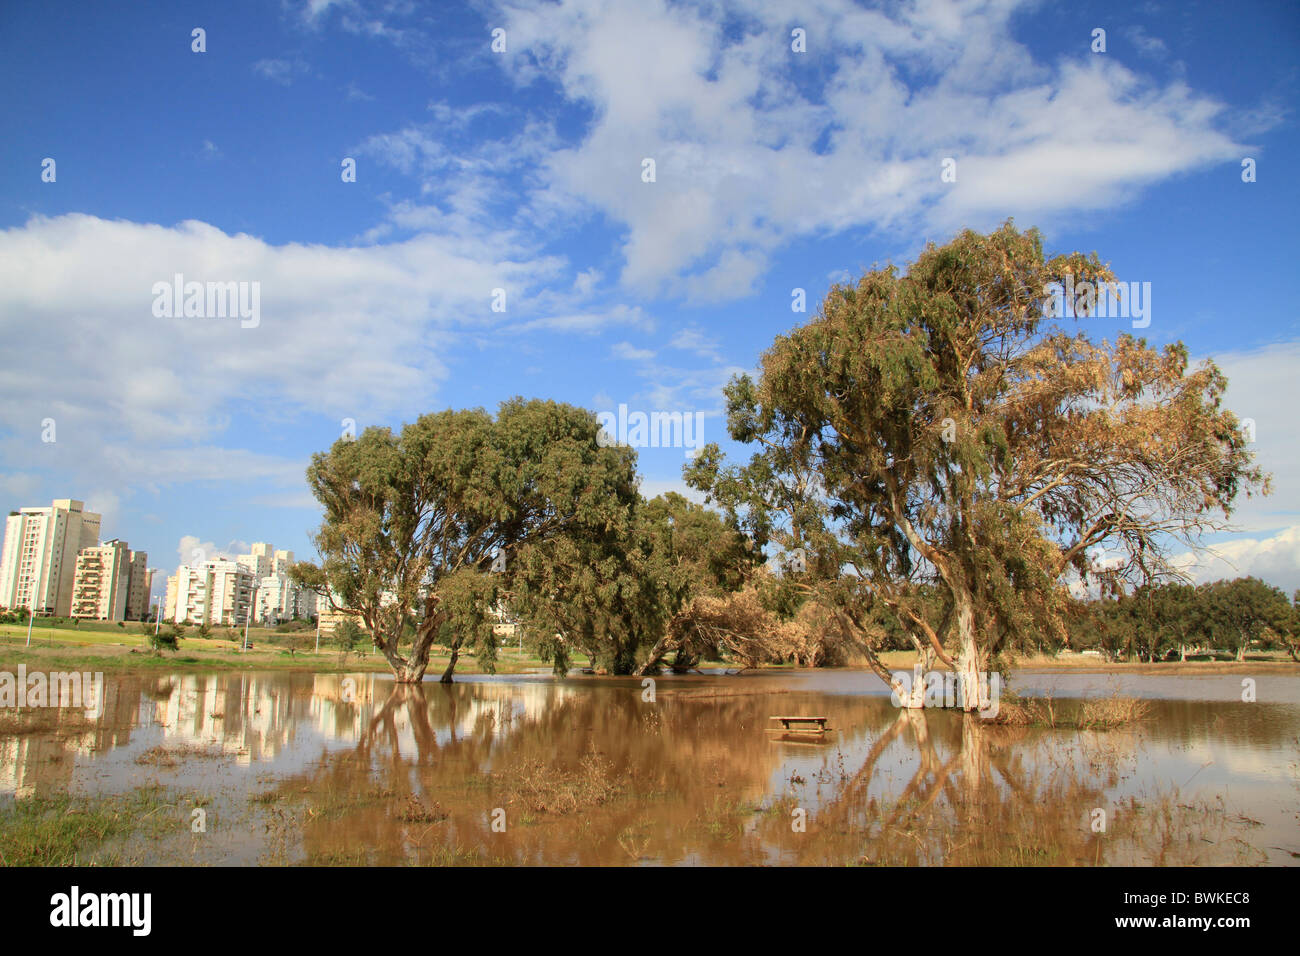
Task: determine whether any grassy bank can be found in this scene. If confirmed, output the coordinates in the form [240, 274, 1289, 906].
[0, 626, 1295, 677]
[0, 628, 553, 676]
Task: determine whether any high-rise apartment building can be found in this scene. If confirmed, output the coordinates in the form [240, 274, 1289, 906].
[237, 544, 313, 625]
[258, 574, 316, 623]
[237, 542, 274, 579]
[167, 542, 314, 628]
[125, 555, 154, 621]
[0, 499, 102, 615]
[70, 540, 152, 622]
[163, 573, 178, 622]
[70, 539, 131, 620]
[170, 560, 255, 627]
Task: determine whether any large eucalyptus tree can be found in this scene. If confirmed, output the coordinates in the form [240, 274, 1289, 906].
[687, 222, 1268, 710]
[294, 398, 639, 683]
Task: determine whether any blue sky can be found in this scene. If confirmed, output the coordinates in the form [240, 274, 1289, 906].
[1, 0, 1298, 598]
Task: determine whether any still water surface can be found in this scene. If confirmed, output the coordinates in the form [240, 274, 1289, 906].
[2, 669, 1296, 865]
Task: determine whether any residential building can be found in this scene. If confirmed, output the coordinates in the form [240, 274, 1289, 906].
[0, 499, 102, 615]
[125, 556, 154, 621]
[236, 542, 274, 579]
[169, 542, 314, 627]
[171, 560, 255, 627]
[257, 572, 317, 624]
[163, 573, 179, 622]
[70, 540, 130, 620]
[318, 590, 364, 636]
[237, 544, 315, 624]
[70, 541, 152, 622]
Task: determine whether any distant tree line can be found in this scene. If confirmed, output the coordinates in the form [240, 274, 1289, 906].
[1065, 577, 1298, 663]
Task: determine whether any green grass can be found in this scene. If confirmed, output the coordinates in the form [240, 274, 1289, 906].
[0, 787, 176, 866]
[0, 629, 558, 676]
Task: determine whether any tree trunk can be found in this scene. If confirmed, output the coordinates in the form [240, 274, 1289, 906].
[634, 634, 673, 676]
[904, 639, 932, 709]
[396, 657, 429, 683]
[439, 644, 459, 683]
[953, 592, 985, 714]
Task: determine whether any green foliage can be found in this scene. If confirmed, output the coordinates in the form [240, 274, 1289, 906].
[150, 626, 181, 652]
[296, 397, 643, 682]
[686, 221, 1268, 688]
[1197, 577, 1292, 661]
[334, 620, 363, 654]
[1070, 577, 1294, 661]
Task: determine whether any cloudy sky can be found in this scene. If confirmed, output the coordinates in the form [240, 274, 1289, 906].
[1, 0, 1297, 598]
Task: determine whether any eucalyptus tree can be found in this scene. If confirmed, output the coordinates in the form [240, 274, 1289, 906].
[509, 496, 669, 675]
[632, 492, 759, 673]
[1196, 576, 1292, 662]
[504, 490, 749, 675]
[294, 398, 639, 683]
[687, 222, 1267, 709]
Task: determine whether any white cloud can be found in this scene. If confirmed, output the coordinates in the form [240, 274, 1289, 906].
[668, 328, 722, 362]
[301, 0, 352, 25]
[344, 81, 374, 102]
[482, 0, 1251, 296]
[612, 341, 656, 361]
[252, 58, 308, 85]
[177, 534, 251, 567]
[1124, 25, 1171, 60]
[1203, 341, 1300, 532]
[1172, 525, 1300, 594]
[506, 304, 653, 334]
[0, 213, 564, 498]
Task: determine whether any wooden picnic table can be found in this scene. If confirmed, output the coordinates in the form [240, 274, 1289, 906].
[768, 715, 830, 731]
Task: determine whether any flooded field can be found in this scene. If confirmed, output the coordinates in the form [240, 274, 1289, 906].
[1, 669, 1297, 866]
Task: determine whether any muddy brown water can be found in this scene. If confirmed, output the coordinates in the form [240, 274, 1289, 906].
[1, 668, 1296, 865]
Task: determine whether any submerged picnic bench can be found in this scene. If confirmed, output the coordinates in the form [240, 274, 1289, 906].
[768, 715, 831, 733]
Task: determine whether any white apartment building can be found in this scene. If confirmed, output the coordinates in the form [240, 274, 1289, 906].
[0, 499, 102, 615]
[171, 560, 255, 627]
[238, 544, 314, 624]
[167, 543, 313, 627]
[163, 573, 179, 622]
[257, 573, 317, 624]
[237, 542, 274, 579]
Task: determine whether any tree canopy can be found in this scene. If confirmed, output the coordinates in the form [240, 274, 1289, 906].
[686, 221, 1269, 707]
[294, 398, 639, 682]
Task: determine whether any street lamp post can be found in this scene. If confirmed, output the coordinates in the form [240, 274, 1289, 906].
[25, 607, 34, 647]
